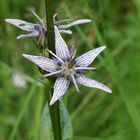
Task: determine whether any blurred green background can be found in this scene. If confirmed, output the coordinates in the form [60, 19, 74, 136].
[0, 0, 140, 139]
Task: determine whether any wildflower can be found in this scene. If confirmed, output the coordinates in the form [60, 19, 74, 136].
[5, 11, 47, 46]
[5, 11, 91, 46]
[22, 26, 112, 105]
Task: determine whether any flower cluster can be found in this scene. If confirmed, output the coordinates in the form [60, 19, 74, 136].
[5, 11, 91, 46]
[5, 11, 112, 105]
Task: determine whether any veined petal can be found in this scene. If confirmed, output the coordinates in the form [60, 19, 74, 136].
[17, 31, 39, 39]
[50, 77, 70, 105]
[22, 54, 57, 72]
[76, 75, 112, 93]
[58, 19, 91, 29]
[55, 26, 70, 60]
[75, 46, 106, 67]
[5, 19, 38, 32]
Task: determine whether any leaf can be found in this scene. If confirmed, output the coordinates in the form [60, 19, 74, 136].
[60, 100, 73, 140]
[39, 102, 54, 140]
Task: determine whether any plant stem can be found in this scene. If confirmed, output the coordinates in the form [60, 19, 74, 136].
[44, 0, 62, 140]
[45, 0, 55, 52]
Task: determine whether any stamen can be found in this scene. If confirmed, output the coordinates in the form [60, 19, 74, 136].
[47, 49, 64, 64]
[43, 70, 63, 78]
[37, 32, 43, 45]
[55, 19, 73, 24]
[31, 10, 43, 25]
[70, 74, 80, 93]
[53, 13, 58, 21]
[74, 67, 96, 71]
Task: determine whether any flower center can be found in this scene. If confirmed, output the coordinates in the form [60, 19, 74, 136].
[64, 66, 72, 75]
[60, 61, 74, 76]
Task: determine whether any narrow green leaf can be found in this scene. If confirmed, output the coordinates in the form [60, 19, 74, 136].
[39, 102, 54, 140]
[60, 100, 73, 140]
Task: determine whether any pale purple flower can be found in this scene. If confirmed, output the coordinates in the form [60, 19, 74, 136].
[5, 11, 47, 46]
[22, 26, 112, 105]
[5, 11, 91, 45]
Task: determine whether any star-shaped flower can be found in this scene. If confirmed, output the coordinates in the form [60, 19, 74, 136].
[22, 26, 112, 105]
[5, 11, 91, 46]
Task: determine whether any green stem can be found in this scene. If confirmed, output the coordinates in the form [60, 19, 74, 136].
[45, 0, 55, 52]
[44, 0, 62, 140]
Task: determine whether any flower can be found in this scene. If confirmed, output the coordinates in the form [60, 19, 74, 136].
[22, 26, 112, 105]
[5, 11, 47, 46]
[5, 11, 91, 46]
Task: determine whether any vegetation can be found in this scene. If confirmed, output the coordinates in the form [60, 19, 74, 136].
[0, 0, 140, 139]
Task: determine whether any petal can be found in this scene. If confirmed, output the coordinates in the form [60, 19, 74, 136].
[50, 77, 70, 105]
[58, 19, 91, 29]
[55, 26, 70, 60]
[75, 46, 106, 67]
[17, 31, 39, 39]
[22, 54, 57, 72]
[76, 75, 112, 93]
[5, 19, 38, 32]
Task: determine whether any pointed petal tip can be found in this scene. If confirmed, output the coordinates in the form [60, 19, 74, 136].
[59, 30, 72, 34]
[67, 30, 72, 34]
[104, 86, 112, 94]
[17, 36, 20, 40]
[107, 88, 112, 94]
[22, 54, 29, 58]
[5, 19, 8, 22]
[5, 19, 14, 24]
[49, 102, 53, 106]
[22, 54, 26, 57]
[85, 19, 92, 23]
[49, 99, 56, 106]
[78, 19, 92, 23]
[101, 45, 106, 50]
[5, 19, 10, 22]
[22, 54, 33, 60]
[99, 84, 112, 94]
